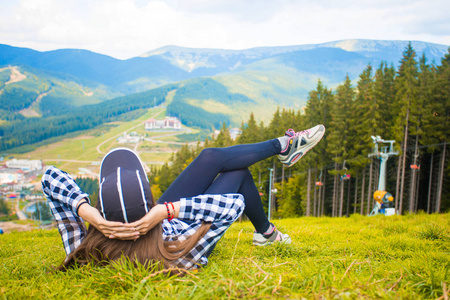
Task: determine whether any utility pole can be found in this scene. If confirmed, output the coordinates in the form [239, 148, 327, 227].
[307, 167, 311, 216]
[268, 168, 273, 220]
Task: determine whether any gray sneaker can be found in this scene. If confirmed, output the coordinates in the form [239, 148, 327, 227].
[253, 227, 292, 246]
[278, 125, 326, 167]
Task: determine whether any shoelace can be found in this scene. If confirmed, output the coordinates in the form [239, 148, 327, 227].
[285, 128, 310, 138]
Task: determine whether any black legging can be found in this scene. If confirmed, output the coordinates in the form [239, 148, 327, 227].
[157, 139, 281, 233]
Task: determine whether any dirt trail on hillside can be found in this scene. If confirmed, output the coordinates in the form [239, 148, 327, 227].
[0, 66, 27, 99]
[19, 90, 51, 117]
[5, 66, 27, 85]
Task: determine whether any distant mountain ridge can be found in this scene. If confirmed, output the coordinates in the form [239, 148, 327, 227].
[140, 39, 448, 73]
[1, 40, 448, 109]
[2, 39, 448, 91]
[0, 44, 189, 94]
[0, 39, 449, 151]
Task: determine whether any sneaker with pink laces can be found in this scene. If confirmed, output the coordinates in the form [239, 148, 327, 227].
[253, 225, 292, 246]
[278, 125, 325, 167]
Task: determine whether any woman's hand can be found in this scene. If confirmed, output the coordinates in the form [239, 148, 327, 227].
[128, 204, 167, 237]
[77, 200, 181, 240]
[129, 202, 180, 237]
[77, 200, 139, 240]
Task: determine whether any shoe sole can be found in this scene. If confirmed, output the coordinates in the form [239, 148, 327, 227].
[253, 241, 269, 246]
[280, 125, 326, 167]
[253, 237, 292, 246]
[253, 240, 291, 246]
[253, 233, 292, 246]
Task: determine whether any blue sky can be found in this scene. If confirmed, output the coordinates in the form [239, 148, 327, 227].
[1, 0, 449, 59]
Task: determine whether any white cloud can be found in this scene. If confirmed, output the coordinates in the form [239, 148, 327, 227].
[0, 0, 448, 59]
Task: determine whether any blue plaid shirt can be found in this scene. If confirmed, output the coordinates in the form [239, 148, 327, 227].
[41, 166, 245, 269]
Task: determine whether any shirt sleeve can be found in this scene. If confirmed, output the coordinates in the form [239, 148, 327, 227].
[41, 166, 90, 255]
[178, 193, 245, 223]
[173, 193, 245, 269]
[41, 166, 90, 217]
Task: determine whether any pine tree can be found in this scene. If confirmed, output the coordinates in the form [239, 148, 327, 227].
[407, 54, 434, 211]
[328, 75, 355, 162]
[274, 174, 303, 217]
[327, 75, 355, 216]
[428, 48, 450, 212]
[0, 199, 9, 216]
[394, 43, 419, 214]
[355, 64, 378, 150]
[213, 122, 233, 147]
[349, 65, 376, 213]
[238, 112, 261, 144]
[266, 108, 284, 140]
[304, 80, 333, 215]
[374, 62, 396, 138]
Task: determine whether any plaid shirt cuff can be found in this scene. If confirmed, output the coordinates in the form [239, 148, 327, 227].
[42, 166, 90, 217]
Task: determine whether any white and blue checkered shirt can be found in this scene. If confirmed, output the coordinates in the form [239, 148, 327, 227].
[42, 166, 245, 269]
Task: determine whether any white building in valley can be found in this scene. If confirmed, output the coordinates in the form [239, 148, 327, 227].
[6, 159, 42, 171]
[145, 117, 182, 131]
[117, 132, 141, 144]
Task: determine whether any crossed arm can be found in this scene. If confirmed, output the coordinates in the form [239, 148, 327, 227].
[77, 200, 180, 240]
[42, 166, 242, 247]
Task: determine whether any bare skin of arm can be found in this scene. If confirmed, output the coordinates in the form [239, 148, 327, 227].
[76, 199, 180, 240]
[128, 202, 180, 238]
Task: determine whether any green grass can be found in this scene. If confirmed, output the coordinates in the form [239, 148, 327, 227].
[1, 213, 449, 299]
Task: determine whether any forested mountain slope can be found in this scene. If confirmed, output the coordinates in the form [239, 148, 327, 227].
[0, 40, 448, 152]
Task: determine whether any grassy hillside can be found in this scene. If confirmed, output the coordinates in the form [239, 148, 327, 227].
[166, 78, 255, 128]
[0, 83, 178, 152]
[0, 65, 121, 117]
[11, 107, 205, 175]
[214, 48, 376, 117]
[216, 64, 317, 116]
[0, 44, 191, 94]
[1, 213, 449, 299]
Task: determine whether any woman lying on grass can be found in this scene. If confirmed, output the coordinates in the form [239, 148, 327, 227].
[42, 125, 325, 271]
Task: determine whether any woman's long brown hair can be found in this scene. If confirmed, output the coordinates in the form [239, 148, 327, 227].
[58, 201, 211, 271]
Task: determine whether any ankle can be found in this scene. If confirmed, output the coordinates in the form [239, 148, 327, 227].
[262, 223, 276, 236]
[277, 136, 290, 153]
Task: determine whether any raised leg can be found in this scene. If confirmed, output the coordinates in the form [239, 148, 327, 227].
[205, 169, 270, 233]
[157, 139, 281, 205]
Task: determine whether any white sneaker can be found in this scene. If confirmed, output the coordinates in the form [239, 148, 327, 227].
[278, 125, 326, 167]
[252, 226, 292, 246]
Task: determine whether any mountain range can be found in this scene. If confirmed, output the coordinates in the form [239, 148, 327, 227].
[0, 39, 448, 151]
[2, 39, 448, 93]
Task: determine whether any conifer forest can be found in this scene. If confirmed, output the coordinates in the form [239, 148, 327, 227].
[149, 44, 450, 217]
